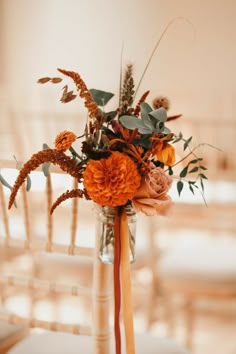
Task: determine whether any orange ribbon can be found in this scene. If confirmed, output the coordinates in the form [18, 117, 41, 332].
[114, 207, 122, 354]
[113, 207, 135, 354]
[120, 208, 135, 354]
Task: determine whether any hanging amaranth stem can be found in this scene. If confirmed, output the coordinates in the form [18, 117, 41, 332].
[8, 149, 85, 209]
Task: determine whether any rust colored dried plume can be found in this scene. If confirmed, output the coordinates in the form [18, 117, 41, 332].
[57, 68, 98, 118]
[50, 188, 87, 214]
[8, 149, 84, 209]
[134, 90, 150, 117]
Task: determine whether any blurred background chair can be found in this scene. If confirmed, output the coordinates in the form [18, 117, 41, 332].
[146, 198, 236, 352]
[140, 116, 236, 352]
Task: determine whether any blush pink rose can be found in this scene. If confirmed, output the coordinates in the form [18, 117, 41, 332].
[132, 166, 173, 216]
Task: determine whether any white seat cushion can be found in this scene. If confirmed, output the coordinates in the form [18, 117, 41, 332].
[7, 331, 189, 354]
[159, 238, 236, 285]
[0, 322, 24, 342]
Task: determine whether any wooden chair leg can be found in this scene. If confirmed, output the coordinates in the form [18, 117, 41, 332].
[184, 299, 194, 351]
[146, 274, 156, 330]
[163, 295, 175, 337]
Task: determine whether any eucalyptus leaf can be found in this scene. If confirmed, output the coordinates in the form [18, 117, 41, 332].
[149, 107, 167, 122]
[140, 102, 152, 114]
[89, 89, 114, 106]
[162, 126, 171, 134]
[13, 155, 22, 169]
[120, 115, 152, 134]
[0, 173, 17, 207]
[42, 163, 51, 177]
[42, 143, 51, 177]
[26, 176, 31, 191]
[0, 173, 12, 191]
[141, 110, 155, 131]
[105, 110, 117, 122]
[102, 125, 117, 137]
[133, 135, 152, 148]
[155, 121, 165, 133]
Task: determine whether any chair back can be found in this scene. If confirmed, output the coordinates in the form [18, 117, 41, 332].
[0, 160, 112, 354]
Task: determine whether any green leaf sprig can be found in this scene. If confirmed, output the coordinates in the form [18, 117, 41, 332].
[169, 133, 212, 203]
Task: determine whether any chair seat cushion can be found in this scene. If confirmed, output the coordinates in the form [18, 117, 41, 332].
[159, 238, 236, 286]
[0, 322, 24, 342]
[7, 331, 189, 354]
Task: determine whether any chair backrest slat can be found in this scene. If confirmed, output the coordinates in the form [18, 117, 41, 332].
[0, 312, 92, 336]
[0, 274, 92, 297]
[0, 165, 112, 353]
[0, 182, 10, 242]
[0, 237, 94, 257]
[46, 174, 53, 250]
[21, 184, 31, 245]
[70, 178, 78, 251]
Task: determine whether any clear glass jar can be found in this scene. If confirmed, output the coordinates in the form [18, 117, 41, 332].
[99, 205, 137, 264]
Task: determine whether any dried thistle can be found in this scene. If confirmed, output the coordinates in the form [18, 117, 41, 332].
[8, 149, 85, 209]
[57, 68, 98, 118]
[152, 96, 170, 111]
[50, 188, 87, 214]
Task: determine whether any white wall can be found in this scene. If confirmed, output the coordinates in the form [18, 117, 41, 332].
[0, 0, 235, 158]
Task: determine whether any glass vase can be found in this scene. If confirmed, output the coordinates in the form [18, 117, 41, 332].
[99, 205, 137, 264]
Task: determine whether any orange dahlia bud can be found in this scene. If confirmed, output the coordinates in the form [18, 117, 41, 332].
[54, 130, 77, 151]
[83, 151, 141, 207]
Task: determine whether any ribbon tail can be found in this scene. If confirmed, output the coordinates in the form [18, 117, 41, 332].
[120, 209, 135, 354]
[114, 207, 122, 354]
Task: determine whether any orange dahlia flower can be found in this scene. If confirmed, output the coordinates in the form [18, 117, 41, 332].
[83, 151, 141, 207]
[54, 131, 77, 151]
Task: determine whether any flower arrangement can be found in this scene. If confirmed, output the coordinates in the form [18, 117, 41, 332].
[5, 62, 209, 354]
[7, 64, 207, 214]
